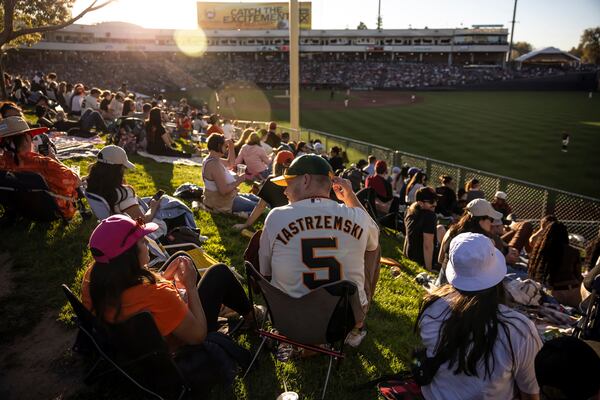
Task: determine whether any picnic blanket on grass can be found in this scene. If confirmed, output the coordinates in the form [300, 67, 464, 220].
[137, 150, 204, 167]
[50, 132, 103, 160]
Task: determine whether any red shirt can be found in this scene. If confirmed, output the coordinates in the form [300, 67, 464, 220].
[365, 174, 393, 202]
[0, 151, 79, 218]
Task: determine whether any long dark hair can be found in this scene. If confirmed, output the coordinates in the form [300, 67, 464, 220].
[145, 107, 163, 134]
[416, 283, 521, 379]
[0, 134, 28, 165]
[528, 221, 569, 282]
[86, 162, 128, 213]
[122, 98, 135, 116]
[406, 171, 426, 198]
[448, 211, 490, 237]
[89, 244, 157, 322]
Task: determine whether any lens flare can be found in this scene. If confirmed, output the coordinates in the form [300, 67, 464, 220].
[173, 29, 207, 58]
[208, 81, 273, 122]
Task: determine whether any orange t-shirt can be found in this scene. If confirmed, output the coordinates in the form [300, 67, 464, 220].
[0, 151, 79, 219]
[81, 267, 188, 337]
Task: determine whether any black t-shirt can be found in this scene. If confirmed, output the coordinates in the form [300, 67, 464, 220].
[435, 186, 457, 217]
[257, 177, 288, 208]
[328, 155, 345, 173]
[403, 207, 437, 266]
[146, 124, 167, 155]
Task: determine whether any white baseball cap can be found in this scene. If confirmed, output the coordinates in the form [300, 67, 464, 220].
[446, 232, 507, 291]
[97, 145, 135, 169]
[466, 198, 502, 220]
[313, 142, 324, 153]
[495, 191, 508, 200]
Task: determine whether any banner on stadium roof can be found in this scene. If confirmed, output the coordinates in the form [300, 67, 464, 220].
[197, 2, 312, 30]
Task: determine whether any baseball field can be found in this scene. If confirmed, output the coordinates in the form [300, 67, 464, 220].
[184, 88, 600, 198]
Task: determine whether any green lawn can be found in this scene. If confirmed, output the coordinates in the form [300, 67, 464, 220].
[180, 89, 600, 197]
[0, 153, 425, 400]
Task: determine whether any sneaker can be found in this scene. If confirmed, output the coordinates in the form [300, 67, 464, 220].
[345, 327, 367, 348]
[241, 304, 267, 330]
[198, 234, 209, 243]
[275, 342, 295, 362]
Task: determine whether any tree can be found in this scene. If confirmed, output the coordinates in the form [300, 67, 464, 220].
[578, 27, 600, 64]
[569, 45, 583, 59]
[357, 21, 368, 30]
[510, 41, 532, 60]
[0, 0, 113, 98]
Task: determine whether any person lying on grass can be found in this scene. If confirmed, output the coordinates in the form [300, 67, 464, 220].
[82, 214, 262, 393]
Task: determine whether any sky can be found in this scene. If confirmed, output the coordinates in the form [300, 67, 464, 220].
[72, 0, 600, 50]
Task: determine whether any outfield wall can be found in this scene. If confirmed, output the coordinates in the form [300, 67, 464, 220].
[423, 72, 599, 92]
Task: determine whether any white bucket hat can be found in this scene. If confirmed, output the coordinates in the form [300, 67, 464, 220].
[446, 232, 507, 291]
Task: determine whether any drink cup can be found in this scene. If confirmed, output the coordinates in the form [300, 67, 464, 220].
[237, 164, 247, 177]
[276, 392, 299, 400]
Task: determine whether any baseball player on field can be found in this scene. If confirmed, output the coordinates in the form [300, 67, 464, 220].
[258, 154, 380, 347]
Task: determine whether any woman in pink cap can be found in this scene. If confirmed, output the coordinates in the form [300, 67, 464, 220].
[81, 215, 260, 387]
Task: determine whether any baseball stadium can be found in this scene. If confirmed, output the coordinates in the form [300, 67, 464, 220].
[1, 1, 599, 399]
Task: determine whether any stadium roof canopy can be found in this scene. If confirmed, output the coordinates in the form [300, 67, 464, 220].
[515, 47, 580, 63]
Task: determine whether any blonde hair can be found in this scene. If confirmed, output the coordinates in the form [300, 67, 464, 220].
[246, 132, 261, 146]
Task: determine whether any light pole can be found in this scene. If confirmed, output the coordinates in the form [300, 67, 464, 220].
[507, 0, 518, 65]
[377, 0, 382, 30]
[289, 0, 300, 137]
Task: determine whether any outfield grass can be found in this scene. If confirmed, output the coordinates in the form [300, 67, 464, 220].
[0, 152, 425, 400]
[180, 88, 600, 197]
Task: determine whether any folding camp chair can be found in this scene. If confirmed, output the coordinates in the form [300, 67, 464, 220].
[575, 275, 600, 341]
[83, 189, 214, 270]
[0, 170, 71, 222]
[243, 261, 364, 400]
[356, 187, 404, 234]
[62, 284, 190, 400]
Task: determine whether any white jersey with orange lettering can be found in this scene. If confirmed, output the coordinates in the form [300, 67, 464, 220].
[259, 197, 379, 306]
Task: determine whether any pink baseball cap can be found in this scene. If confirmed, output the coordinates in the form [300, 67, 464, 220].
[89, 215, 158, 263]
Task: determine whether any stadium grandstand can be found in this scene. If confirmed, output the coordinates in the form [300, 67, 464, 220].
[5, 22, 577, 94]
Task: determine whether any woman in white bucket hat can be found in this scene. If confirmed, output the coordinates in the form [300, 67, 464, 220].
[417, 232, 542, 400]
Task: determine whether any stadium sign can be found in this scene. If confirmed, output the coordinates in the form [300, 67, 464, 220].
[197, 2, 312, 30]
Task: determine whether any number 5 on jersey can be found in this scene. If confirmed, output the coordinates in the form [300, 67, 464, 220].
[301, 237, 342, 289]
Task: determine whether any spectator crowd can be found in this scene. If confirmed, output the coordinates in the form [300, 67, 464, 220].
[5, 51, 577, 94]
[1, 69, 600, 400]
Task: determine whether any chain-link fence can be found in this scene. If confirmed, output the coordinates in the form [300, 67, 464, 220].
[285, 126, 600, 247]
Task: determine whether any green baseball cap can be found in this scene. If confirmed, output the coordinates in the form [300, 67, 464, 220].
[272, 154, 333, 186]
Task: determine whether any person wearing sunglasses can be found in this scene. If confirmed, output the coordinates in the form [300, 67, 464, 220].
[82, 215, 259, 393]
[436, 198, 503, 286]
[403, 187, 445, 271]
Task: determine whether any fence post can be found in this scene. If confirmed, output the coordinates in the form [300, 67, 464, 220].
[545, 190, 557, 217]
[393, 150, 401, 169]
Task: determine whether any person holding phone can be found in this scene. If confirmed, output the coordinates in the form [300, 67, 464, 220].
[86, 145, 161, 224]
[86, 145, 200, 240]
[258, 154, 381, 348]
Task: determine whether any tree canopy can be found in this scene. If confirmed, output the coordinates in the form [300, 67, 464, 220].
[511, 41, 533, 59]
[578, 27, 600, 64]
[0, 0, 113, 50]
[357, 21, 368, 30]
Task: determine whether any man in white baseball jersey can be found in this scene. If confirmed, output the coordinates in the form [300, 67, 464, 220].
[259, 154, 380, 346]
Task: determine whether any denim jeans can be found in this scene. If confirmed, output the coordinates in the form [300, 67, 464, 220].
[232, 193, 260, 213]
[80, 109, 108, 132]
